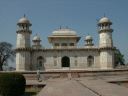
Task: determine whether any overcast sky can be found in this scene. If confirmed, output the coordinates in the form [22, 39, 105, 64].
[0, 0, 128, 66]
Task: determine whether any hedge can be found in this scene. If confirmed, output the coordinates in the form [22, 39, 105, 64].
[0, 73, 26, 96]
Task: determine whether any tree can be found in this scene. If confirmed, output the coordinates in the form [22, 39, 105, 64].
[114, 49, 125, 67]
[0, 42, 15, 71]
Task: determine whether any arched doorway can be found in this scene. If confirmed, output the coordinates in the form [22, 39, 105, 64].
[37, 56, 45, 70]
[61, 56, 70, 67]
[87, 55, 94, 67]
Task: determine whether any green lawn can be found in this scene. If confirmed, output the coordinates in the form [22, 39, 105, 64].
[24, 86, 42, 96]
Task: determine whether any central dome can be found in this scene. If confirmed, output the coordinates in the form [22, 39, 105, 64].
[52, 28, 77, 36]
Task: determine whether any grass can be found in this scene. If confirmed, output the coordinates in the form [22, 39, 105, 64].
[24, 86, 43, 96]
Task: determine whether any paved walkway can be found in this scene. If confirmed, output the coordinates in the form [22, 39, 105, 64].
[36, 75, 128, 96]
[79, 77, 128, 96]
[37, 79, 99, 96]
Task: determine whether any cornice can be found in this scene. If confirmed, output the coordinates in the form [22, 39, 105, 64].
[99, 47, 116, 51]
[15, 47, 32, 51]
[15, 47, 116, 52]
[16, 30, 32, 34]
[98, 29, 113, 33]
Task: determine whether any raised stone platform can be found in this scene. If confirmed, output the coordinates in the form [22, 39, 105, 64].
[1, 69, 128, 80]
[1, 69, 128, 96]
[15, 69, 128, 80]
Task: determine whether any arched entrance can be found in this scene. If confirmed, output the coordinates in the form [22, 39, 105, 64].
[61, 56, 70, 67]
[87, 55, 94, 67]
[37, 56, 45, 70]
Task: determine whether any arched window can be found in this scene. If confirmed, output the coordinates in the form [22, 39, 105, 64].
[75, 60, 77, 66]
[37, 56, 45, 70]
[87, 55, 94, 67]
[74, 56, 77, 66]
[54, 60, 57, 66]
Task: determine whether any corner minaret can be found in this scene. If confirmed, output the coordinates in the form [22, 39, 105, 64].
[98, 16, 114, 69]
[16, 15, 32, 48]
[98, 16, 113, 47]
[16, 15, 32, 71]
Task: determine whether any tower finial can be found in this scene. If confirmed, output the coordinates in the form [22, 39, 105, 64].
[66, 26, 69, 29]
[24, 14, 26, 17]
[59, 25, 62, 29]
[104, 13, 106, 17]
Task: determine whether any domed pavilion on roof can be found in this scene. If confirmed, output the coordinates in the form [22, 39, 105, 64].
[48, 27, 80, 48]
[15, 16, 116, 71]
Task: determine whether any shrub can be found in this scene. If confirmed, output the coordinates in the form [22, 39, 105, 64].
[0, 73, 26, 96]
